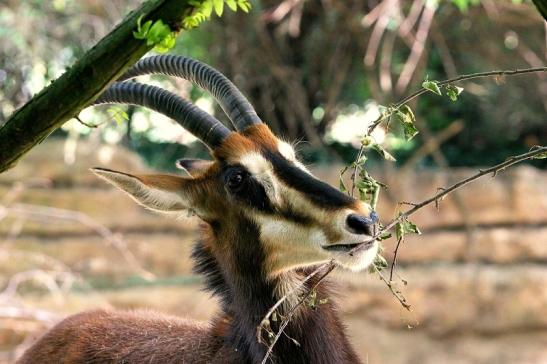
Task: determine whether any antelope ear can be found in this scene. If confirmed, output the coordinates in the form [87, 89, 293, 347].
[91, 167, 192, 212]
[176, 158, 214, 178]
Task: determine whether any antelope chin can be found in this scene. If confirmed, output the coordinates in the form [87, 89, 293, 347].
[327, 239, 379, 272]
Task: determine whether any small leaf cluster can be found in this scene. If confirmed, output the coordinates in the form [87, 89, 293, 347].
[361, 135, 397, 161]
[133, 17, 176, 53]
[183, 0, 251, 29]
[395, 215, 421, 241]
[339, 155, 384, 210]
[422, 79, 464, 102]
[305, 289, 328, 310]
[107, 107, 129, 125]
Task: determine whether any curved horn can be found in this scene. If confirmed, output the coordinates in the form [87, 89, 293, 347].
[118, 55, 262, 132]
[94, 82, 231, 148]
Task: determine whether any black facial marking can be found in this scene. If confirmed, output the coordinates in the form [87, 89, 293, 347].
[264, 150, 354, 209]
[222, 165, 274, 213]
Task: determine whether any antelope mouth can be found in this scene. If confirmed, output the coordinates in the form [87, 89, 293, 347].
[322, 240, 375, 253]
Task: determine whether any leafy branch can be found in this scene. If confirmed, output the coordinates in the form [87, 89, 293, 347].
[258, 143, 546, 362]
[183, 0, 250, 29]
[366, 66, 547, 137]
[258, 69, 547, 362]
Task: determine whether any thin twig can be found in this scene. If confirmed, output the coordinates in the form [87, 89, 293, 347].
[389, 236, 404, 282]
[258, 146, 545, 360]
[350, 147, 364, 197]
[257, 262, 332, 341]
[74, 116, 102, 128]
[375, 266, 411, 310]
[259, 262, 336, 364]
[350, 145, 547, 256]
[366, 67, 547, 136]
[397, 67, 547, 107]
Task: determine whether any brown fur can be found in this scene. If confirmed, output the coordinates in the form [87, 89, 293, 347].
[18, 124, 369, 364]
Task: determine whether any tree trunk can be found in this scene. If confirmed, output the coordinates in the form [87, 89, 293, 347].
[0, 0, 198, 173]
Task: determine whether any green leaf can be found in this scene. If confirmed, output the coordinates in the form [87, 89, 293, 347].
[201, 0, 213, 17]
[154, 33, 176, 53]
[133, 17, 152, 40]
[395, 105, 419, 140]
[226, 0, 237, 11]
[107, 107, 129, 125]
[371, 143, 396, 162]
[395, 217, 422, 240]
[531, 151, 547, 159]
[422, 80, 442, 96]
[213, 0, 224, 16]
[339, 177, 347, 193]
[237, 0, 251, 12]
[378, 231, 392, 241]
[369, 253, 388, 273]
[444, 84, 464, 102]
[451, 0, 469, 12]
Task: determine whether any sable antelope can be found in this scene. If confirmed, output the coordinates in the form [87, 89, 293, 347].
[18, 55, 379, 364]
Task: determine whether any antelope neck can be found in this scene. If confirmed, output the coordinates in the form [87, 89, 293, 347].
[192, 217, 360, 364]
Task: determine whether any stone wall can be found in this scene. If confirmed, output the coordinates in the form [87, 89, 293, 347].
[0, 140, 545, 363]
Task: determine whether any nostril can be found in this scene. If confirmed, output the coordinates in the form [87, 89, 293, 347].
[346, 213, 378, 235]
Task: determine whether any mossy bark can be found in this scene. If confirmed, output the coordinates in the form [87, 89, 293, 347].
[0, 0, 197, 173]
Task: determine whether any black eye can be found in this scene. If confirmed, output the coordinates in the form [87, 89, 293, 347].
[225, 169, 247, 192]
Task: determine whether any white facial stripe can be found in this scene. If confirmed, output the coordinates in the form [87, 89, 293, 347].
[277, 141, 311, 173]
[238, 152, 272, 175]
[277, 141, 296, 161]
[238, 152, 280, 205]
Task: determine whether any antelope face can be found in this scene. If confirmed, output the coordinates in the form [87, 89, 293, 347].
[92, 55, 379, 279]
[93, 124, 379, 277]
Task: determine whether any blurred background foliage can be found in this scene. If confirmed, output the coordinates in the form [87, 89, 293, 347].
[1, 0, 546, 170]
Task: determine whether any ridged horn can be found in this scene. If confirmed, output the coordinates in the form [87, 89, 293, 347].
[118, 55, 262, 132]
[94, 82, 231, 148]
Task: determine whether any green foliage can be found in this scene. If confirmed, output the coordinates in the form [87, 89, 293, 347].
[395, 216, 422, 241]
[107, 107, 129, 125]
[362, 136, 397, 161]
[422, 80, 442, 95]
[395, 105, 419, 140]
[450, 0, 480, 13]
[369, 250, 388, 273]
[183, 0, 250, 29]
[133, 17, 176, 53]
[444, 84, 464, 101]
[531, 150, 547, 159]
[132, 0, 251, 51]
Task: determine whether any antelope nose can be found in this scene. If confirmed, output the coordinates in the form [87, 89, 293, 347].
[346, 212, 378, 235]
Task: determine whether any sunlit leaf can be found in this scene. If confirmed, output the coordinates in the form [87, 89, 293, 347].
[371, 143, 396, 162]
[395, 217, 421, 240]
[395, 105, 419, 140]
[531, 151, 547, 159]
[422, 80, 442, 95]
[226, 0, 237, 11]
[107, 107, 129, 125]
[213, 0, 224, 16]
[445, 84, 464, 102]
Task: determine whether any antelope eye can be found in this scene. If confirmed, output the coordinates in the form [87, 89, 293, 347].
[225, 168, 247, 192]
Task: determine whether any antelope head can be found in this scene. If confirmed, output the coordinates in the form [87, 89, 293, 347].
[92, 56, 379, 279]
